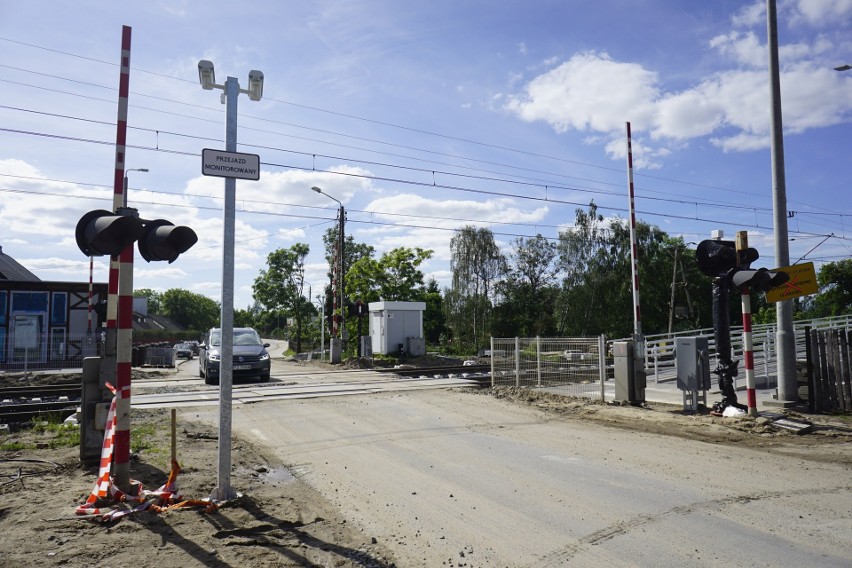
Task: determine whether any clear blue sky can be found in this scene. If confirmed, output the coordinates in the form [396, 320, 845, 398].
[1, 0, 850, 310]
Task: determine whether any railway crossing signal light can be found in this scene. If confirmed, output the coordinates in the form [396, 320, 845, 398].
[730, 267, 788, 293]
[138, 219, 198, 263]
[75, 209, 143, 257]
[695, 239, 788, 292]
[75, 209, 197, 263]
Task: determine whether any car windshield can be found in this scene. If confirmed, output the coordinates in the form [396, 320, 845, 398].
[234, 330, 262, 346]
[208, 329, 261, 347]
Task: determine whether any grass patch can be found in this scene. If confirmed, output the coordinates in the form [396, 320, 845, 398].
[0, 415, 80, 451]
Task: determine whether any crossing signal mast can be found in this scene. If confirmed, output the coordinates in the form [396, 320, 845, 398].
[74, 205, 196, 493]
[695, 233, 788, 413]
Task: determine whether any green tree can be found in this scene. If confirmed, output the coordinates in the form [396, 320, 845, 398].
[322, 227, 375, 329]
[422, 278, 446, 345]
[446, 226, 506, 352]
[494, 234, 557, 336]
[234, 308, 256, 328]
[811, 259, 852, 317]
[133, 288, 162, 314]
[555, 204, 699, 338]
[252, 244, 310, 352]
[346, 247, 434, 302]
[161, 289, 219, 331]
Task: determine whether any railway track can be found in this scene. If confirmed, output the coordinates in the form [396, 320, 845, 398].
[0, 384, 82, 426]
[376, 364, 492, 385]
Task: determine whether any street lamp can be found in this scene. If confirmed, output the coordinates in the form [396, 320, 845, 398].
[834, 64, 851, 71]
[311, 186, 345, 362]
[316, 294, 325, 361]
[122, 168, 148, 207]
[198, 59, 264, 502]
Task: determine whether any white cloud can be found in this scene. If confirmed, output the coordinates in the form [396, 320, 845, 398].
[791, 0, 852, 26]
[732, 1, 765, 27]
[709, 31, 765, 68]
[504, 36, 852, 162]
[504, 52, 660, 134]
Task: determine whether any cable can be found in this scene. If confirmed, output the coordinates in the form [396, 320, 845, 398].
[0, 43, 809, 203]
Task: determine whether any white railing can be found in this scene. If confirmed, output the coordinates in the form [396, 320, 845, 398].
[635, 314, 852, 384]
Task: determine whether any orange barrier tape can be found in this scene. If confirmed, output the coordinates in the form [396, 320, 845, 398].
[76, 411, 218, 521]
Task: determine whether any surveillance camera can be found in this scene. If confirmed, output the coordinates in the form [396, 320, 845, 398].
[247, 70, 264, 101]
[198, 60, 216, 90]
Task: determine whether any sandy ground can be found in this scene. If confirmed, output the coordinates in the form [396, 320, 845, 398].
[1, 374, 850, 567]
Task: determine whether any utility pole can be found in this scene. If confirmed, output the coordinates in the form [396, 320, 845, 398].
[338, 203, 346, 344]
[766, 0, 797, 406]
[668, 245, 680, 338]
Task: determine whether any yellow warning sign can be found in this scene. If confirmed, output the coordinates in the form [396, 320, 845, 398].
[765, 262, 819, 303]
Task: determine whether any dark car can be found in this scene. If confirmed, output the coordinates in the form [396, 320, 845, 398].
[199, 327, 271, 385]
[173, 342, 194, 360]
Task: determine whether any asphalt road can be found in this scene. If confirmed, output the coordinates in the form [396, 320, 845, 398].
[170, 357, 851, 567]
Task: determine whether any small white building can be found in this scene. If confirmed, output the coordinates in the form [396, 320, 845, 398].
[368, 301, 426, 356]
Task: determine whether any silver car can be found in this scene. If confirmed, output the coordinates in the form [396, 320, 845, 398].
[199, 327, 271, 385]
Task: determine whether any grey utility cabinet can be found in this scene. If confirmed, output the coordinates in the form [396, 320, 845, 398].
[675, 336, 711, 411]
[613, 340, 646, 405]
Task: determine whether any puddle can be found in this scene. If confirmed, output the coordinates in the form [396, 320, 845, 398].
[264, 467, 295, 484]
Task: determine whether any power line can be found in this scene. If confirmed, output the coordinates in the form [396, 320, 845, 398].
[0, 39, 805, 203]
[1, 66, 844, 220]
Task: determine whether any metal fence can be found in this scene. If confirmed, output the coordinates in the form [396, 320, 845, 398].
[807, 327, 852, 412]
[639, 314, 852, 385]
[490, 336, 607, 399]
[488, 315, 852, 402]
[0, 332, 102, 374]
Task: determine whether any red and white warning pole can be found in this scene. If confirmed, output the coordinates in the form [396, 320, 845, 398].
[625, 123, 643, 355]
[111, 25, 135, 491]
[741, 287, 757, 415]
[737, 231, 758, 417]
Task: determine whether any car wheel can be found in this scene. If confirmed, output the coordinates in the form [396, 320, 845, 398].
[204, 374, 218, 386]
[260, 373, 270, 382]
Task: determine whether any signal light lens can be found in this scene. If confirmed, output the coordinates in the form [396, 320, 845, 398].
[138, 219, 198, 263]
[75, 209, 143, 257]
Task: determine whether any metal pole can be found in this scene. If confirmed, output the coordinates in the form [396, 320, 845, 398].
[599, 334, 606, 402]
[625, 122, 645, 375]
[339, 204, 345, 345]
[668, 246, 679, 337]
[766, 0, 796, 405]
[318, 295, 325, 360]
[215, 76, 239, 502]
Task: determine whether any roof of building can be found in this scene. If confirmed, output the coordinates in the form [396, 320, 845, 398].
[0, 246, 40, 282]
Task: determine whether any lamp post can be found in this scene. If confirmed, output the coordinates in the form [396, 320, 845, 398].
[311, 186, 345, 362]
[122, 168, 148, 207]
[316, 294, 325, 361]
[198, 59, 264, 502]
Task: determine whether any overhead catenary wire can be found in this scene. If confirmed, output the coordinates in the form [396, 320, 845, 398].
[3, 122, 849, 239]
[0, 40, 843, 212]
[1, 35, 849, 264]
